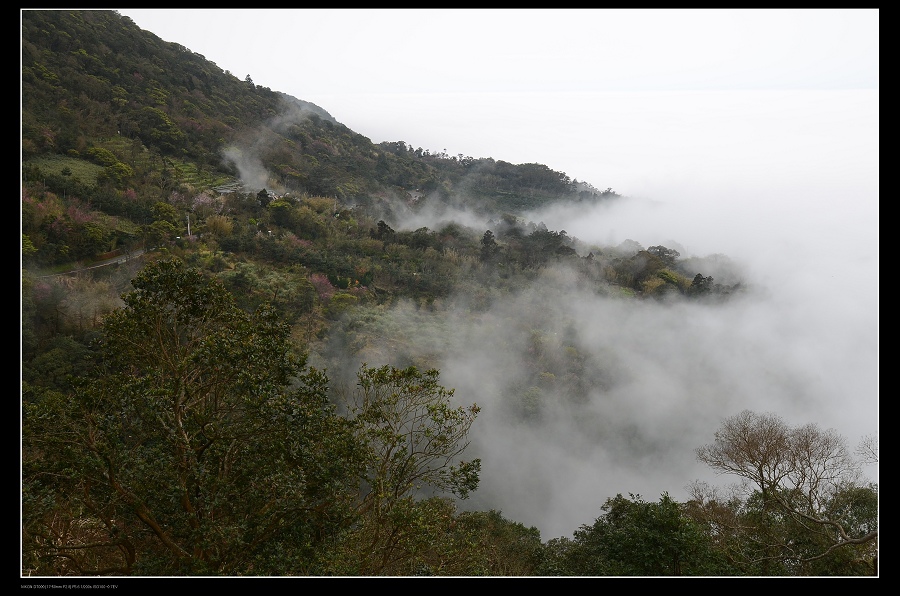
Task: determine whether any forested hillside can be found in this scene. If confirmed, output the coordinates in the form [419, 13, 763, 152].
[21, 10, 876, 577]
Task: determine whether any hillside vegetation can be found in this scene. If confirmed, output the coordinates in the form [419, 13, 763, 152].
[21, 10, 876, 577]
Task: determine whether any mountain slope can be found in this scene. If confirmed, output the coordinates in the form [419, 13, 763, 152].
[22, 9, 613, 223]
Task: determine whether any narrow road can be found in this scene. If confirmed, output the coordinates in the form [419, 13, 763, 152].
[34, 249, 148, 278]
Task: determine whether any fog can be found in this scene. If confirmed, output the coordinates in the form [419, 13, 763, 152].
[308, 89, 878, 539]
[217, 87, 878, 541]
[114, 9, 879, 540]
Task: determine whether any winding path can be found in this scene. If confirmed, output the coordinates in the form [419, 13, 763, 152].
[34, 249, 148, 278]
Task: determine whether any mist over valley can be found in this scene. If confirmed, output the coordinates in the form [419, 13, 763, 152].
[22, 9, 878, 575]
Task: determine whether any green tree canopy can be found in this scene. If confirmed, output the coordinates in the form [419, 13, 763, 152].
[317, 364, 481, 575]
[537, 493, 734, 576]
[22, 259, 363, 575]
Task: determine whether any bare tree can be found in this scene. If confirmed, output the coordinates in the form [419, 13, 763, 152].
[693, 410, 877, 574]
[856, 434, 879, 465]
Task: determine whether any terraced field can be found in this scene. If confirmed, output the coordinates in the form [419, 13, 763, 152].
[26, 136, 239, 192]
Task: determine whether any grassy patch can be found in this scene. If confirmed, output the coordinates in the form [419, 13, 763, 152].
[26, 145, 238, 193]
[25, 155, 106, 186]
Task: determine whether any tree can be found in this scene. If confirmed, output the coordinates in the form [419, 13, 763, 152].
[480, 229, 499, 263]
[347, 364, 481, 503]
[647, 245, 680, 266]
[692, 410, 877, 575]
[22, 259, 362, 575]
[448, 509, 543, 575]
[22, 234, 38, 261]
[151, 201, 179, 226]
[203, 214, 234, 238]
[408, 506, 543, 576]
[371, 220, 395, 243]
[321, 364, 481, 575]
[145, 219, 177, 247]
[690, 273, 714, 296]
[268, 198, 296, 229]
[856, 434, 878, 465]
[537, 493, 733, 576]
[135, 107, 185, 154]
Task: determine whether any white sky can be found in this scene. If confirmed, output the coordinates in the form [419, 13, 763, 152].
[117, 9, 878, 95]
[114, 9, 879, 196]
[96, 9, 878, 539]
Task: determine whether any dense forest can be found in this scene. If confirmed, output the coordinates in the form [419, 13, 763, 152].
[21, 10, 877, 577]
